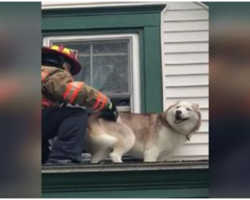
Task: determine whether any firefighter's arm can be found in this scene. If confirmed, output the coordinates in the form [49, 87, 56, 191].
[43, 68, 118, 120]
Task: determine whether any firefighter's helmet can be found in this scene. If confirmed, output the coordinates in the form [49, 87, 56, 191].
[42, 45, 81, 75]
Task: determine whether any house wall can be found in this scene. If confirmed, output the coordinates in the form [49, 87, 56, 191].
[161, 2, 208, 161]
[42, 1, 209, 161]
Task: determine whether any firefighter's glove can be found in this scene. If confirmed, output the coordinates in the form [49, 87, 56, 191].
[101, 101, 119, 122]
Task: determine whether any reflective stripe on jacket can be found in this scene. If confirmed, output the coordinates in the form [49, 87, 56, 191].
[41, 65, 110, 110]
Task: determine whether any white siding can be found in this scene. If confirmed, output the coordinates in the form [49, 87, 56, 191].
[162, 2, 209, 161]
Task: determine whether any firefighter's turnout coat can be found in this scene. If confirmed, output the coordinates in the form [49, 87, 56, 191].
[41, 65, 111, 110]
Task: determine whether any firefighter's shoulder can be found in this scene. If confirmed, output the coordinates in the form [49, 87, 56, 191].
[42, 65, 66, 74]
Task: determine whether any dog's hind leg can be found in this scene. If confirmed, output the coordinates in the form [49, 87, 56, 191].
[109, 148, 124, 163]
[109, 126, 135, 163]
[109, 131, 135, 163]
[91, 149, 110, 164]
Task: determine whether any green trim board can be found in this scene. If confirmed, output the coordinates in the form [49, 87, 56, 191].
[144, 26, 162, 113]
[42, 5, 167, 16]
[42, 4, 165, 113]
[42, 166, 208, 198]
[43, 13, 161, 30]
[43, 188, 208, 198]
[42, 5, 164, 30]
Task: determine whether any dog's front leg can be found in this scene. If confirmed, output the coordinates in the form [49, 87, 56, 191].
[143, 148, 159, 162]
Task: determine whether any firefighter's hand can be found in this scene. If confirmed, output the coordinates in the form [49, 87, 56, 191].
[101, 101, 119, 122]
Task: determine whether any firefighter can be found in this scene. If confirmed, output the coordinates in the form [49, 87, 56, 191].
[42, 45, 118, 164]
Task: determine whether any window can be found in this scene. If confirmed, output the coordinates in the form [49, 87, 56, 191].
[43, 34, 140, 113]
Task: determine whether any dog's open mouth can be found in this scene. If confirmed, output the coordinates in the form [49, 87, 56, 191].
[175, 115, 189, 124]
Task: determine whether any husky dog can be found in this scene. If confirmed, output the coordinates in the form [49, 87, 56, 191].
[84, 101, 201, 163]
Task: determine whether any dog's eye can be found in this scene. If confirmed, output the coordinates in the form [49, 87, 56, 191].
[186, 108, 191, 111]
[176, 106, 180, 109]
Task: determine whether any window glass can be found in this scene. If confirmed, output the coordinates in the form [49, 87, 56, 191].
[53, 40, 130, 93]
[52, 39, 131, 106]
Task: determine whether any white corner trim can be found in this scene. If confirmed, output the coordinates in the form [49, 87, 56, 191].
[195, 2, 209, 10]
[160, 4, 169, 111]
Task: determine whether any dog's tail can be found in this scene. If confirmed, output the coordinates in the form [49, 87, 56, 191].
[87, 113, 117, 149]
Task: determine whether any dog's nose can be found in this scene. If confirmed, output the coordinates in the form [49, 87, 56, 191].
[176, 110, 182, 115]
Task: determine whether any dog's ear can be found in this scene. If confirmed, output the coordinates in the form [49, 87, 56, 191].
[166, 101, 180, 109]
[167, 101, 180, 107]
[193, 103, 199, 110]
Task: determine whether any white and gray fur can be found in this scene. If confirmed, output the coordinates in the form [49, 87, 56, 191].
[84, 101, 201, 163]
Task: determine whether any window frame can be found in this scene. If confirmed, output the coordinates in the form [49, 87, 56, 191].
[42, 4, 165, 114]
[43, 34, 141, 113]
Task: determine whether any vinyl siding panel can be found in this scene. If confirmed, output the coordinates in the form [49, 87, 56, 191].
[163, 31, 208, 43]
[165, 86, 208, 98]
[163, 9, 208, 21]
[164, 64, 208, 75]
[174, 144, 208, 156]
[163, 43, 208, 53]
[164, 52, 208, 64]
[165, 74, 208, 86]
[162, 3, 208, 161]
[165, 97, 208, 109]
[186, 133, 208, 144]
[163, 21, 208, 32]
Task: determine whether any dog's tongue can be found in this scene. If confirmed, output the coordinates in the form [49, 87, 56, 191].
[175, 119, 182, 124]
[175, 115, 182, 121]
[175, 116, 182, 123]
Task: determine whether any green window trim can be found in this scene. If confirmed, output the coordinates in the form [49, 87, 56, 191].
[42, 4, 165, 113]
